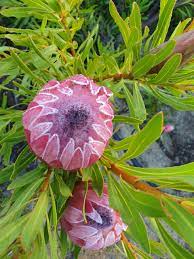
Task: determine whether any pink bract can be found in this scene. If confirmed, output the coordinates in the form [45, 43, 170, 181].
[22, 75, 114, 170]
[60, 182, 127, 250]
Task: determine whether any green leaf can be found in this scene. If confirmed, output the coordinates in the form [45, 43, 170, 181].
[113, 115, 142, 124]
[49, 186, 58, 229]
[103, 55, 120, 74]
[12, 150, 35, 179]
[150, 88, 194, 111]
[21, 190, 49, 249]
[152, 0, 176, 47]
[118, 112, 163, 160]
[155, 220, 194, 259]
[55, 175, 72, 197]
[121, 180, 165, 217]
[10, 50, 45, 84]
[0, 215, 28, 255]
[11, 178, 44, 211]
[29, 36, 62, 79]
[170, 18, 191, 39]
[151, 40, 176, 66]
[8, 167, 45, 189]
[132, 83, 146, 121]
[30, 231, 47, 259]
[162, 198, 194, 250]
[82, 167, 93, 181]
[21, 0, 55, 12]
[132, 54, 156, 78]
[128, 2, 142, 60]
[108, 173, 150, 253]
[46, 214, 58, 259]
[0, 165, 13, 184]
[129, 2, 141, 36]
[116, 161, 194, 180]
[109, 0, 130, 47]
[149, 54, 182, 84]
[91, 163, 104, 197]
[0, 7, 58, 21]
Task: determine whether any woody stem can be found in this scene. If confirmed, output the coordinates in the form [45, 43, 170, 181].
[105, 159, 194, 215]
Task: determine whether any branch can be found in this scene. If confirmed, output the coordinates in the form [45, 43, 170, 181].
[94, 73, 133, 82]
[107, 161, 194, 215]
[121, 233, 137, 259]
[40, 168, 51, 192]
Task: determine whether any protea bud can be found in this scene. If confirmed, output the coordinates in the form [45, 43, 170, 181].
[23, 75, 114, 170]
[150, 30, 194, 73]
[60, 182, 127, 250]
[163, 124, 174, 133]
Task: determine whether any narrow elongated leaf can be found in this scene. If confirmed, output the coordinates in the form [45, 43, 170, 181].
[46, 214, 58, 259]
[132, 54, 156, 78]
[109, 0, 130, 47]
[121, 180, 165, 217]
[56, 175, 72, 197]
[91, 163, 104, 197]
[49, 186, 58, 229]
[119, 112, 163, 160]
[8, 167, 45, 189]
[22, 190, 49, 249]
[29, 37, 61, 79]
[0, 165, 13, 184]
[123, 84, 136, 118]
[11, 178, 44, 211]
[129, 2, 142, 60]
[133, 83, 146, 121]
[103, 55, 120, 74]
[156, 220, 194, 259]
[170, 18, 191, 39]
[0, 7, 58, 21]
[163, 198, 194, 250]
[11, 50, 45, 84]
[151, 40, 176, 66]
[21, 0, 55, 12]
[152, 0, 176, 47]
[149, 54, 182, 84]
[0, 215, 28, 255]
[113, 115, 142, 124]
[108, 173, 150, 253]
[116, 162, 194, 179]
[150, 88, 194, 111]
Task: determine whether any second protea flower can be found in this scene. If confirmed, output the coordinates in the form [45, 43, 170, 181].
[22, 75, 114, 170]
[60, 182, 127, 250]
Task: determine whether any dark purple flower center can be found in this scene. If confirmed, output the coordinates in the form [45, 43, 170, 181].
[66, 105, 90, 130]
[61, 104, 91, 139]
[86, 205, 113, 229]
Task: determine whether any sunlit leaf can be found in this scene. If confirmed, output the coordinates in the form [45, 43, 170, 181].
[22, 190, 49, 249]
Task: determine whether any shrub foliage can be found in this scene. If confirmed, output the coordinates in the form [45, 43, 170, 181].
[0, 0, 194, 258]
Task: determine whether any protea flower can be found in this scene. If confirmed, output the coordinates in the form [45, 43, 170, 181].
[60, 182, 127, 250]
[23, 75, 114, 170]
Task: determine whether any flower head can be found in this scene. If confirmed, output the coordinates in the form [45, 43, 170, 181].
[60, 182, 127, 250]
[23, 75, 114, 170]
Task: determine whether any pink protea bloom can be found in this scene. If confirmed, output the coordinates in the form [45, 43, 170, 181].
[22, 75, 114, 170]
[60, 182, 127, 250]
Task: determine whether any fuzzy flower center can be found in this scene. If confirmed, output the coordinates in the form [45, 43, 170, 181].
[86, 205, 113, 229]
[65, 105, 90, 130]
